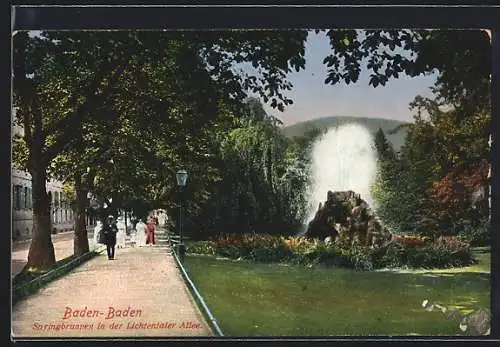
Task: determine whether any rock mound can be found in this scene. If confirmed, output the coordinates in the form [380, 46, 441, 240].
[306, 190, 391, 247]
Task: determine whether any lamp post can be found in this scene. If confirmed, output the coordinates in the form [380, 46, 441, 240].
[85, 167, 93, 227]
[176, 169, 188, 261]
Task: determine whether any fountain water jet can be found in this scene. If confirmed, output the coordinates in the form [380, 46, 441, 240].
[305, 123, 378, 224]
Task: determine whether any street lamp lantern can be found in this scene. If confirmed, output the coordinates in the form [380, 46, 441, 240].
[176, 169, 188, 187]
[175, 169, 188, 262]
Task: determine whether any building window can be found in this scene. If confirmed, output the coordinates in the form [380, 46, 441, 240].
[28, 187, 33, 209]
[19, 185, 25, 210]
[55, 192, 60, 224]
[14, 185, 22, 210]
[24, 187, 29, 209]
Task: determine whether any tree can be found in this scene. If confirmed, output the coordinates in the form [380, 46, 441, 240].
[188, 98, 305, 238]
[13, 30, 147, 268]
[12, 30, 312, 268]
[366, 29, 490, 237]
[373, 128, 396, 161]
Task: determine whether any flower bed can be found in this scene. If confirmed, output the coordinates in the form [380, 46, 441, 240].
[186, 233, 476, 270]
[391, 234, 428, 246]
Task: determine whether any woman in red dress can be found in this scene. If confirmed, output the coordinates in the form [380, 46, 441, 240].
[146, 219, 156, 246]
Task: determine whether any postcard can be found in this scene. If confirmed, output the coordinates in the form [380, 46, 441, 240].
[11, 7, 492, 339]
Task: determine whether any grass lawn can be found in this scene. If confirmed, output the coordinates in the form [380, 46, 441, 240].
[183, 247, 490, 336]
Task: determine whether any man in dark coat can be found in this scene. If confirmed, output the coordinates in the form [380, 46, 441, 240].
[103, 215, 118, 260]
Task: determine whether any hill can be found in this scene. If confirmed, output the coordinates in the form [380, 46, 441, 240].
[280, 116, 410, 151]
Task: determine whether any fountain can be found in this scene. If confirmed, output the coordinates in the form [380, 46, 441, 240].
[306, 123, 378, 222]
[303, 123, 389, 245]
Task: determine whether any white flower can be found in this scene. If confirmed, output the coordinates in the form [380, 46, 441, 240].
[422, 299, 429, 308]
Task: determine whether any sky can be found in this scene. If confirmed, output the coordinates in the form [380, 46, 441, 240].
[259, 31, 438, 127]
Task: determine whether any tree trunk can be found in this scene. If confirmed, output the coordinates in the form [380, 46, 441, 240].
[15, 32, 55, 271]
[73, 176, 90, 256]
[25, 168, 56, 270]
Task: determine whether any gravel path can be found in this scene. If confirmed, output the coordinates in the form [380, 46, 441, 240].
[11, 229, 213, 338]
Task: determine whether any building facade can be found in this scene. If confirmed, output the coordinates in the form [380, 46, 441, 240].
[11, 110, 95, 241]
[12, 168, 76, 241]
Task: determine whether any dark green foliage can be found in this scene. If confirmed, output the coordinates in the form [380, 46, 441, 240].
[186, 234, 474, 270]
[321, 29, 491, 103]
[372, 95, 490, 238]
[373, 128, 396, 161]
[248, 243, 293, 263]
[455, 219, 490, 247]
[375, 238, 475, 269]
[365, 30, 491, 241]
[186, 98, 309, 239]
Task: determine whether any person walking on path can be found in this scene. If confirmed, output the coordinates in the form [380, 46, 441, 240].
[103, 215, 118, 260]
[135, 219, 147, 247]
[146, 218, 156, 246]
[129, 227, 137, 247]
[116, 216, 127, 249]
[93, 220, 103, 246]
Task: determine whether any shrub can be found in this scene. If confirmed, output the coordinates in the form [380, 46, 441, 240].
[376, 240, 408, 268]
[187, 241, 217, 255]
[426, 236, 475, 268]
[216, 244, 242, 259]
[248, 243, 293, 263]
[372, 235, 475, 269]
[456, 219, 490, 247]
[186, 232, 475, 270]
[281, 236, 315, 255]
[391, 234, 427, 246]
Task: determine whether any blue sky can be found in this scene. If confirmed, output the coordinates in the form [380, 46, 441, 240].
[260, 31, 438, 127]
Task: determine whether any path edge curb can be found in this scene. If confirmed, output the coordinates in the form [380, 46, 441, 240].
[169, 236, 224, 337]
[12, 245, 106, 306]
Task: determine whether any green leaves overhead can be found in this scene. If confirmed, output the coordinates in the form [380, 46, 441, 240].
[321, 29, 491, 99]
[193, 30, 308, 111]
